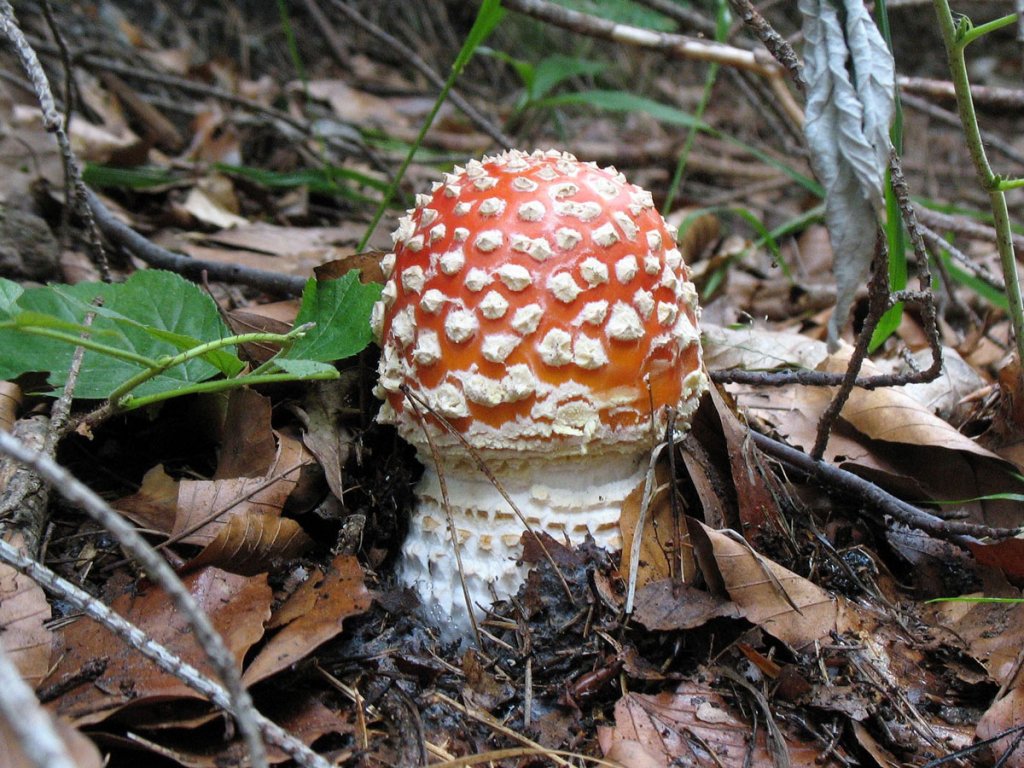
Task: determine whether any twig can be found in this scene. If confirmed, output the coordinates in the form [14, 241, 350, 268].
[752, 431, 1019, 542]
[85, 189, 307, 295]
[0, 537, 332, 768]
[917, 221, 1004, 291]
[326, 0, 515, 149]
[727, 0, 806, 90]
[914, 204, 1024, 254]
[0, 1, 109, 281]
[629, 0, 717, 36]
[499, 0, 804, 126]
[899, 74, 1024, 111]
[901, 92, 1024, 168]
[0, 430, 269, 768]
[811, 243, 891, 460]
[0, 643, 77, 768]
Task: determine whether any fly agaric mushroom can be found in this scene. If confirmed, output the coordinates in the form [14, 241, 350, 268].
[371, 149, 706, 630]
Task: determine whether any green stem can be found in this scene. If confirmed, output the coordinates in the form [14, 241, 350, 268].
[118, 369, 339, 411]
[957, 13, 1016, 48]
[12, 326, 157, 367]
[356, 0, 504, 253]
[934, 0, 1024, 367]
[108, 328, 311, 404]
[997, 177, 1024, 191]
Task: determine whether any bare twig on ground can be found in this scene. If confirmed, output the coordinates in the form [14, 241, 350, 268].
[727, 0, 806, 90]
[751, 431, 1020, 544]
[899, 74, 1024, 111]
[0, 430, 269, 768]
[0, 1, 109, 281]
[901, 92, 1024, 168]
[85, 189, 307, 295]
[0, 537, 332, 768]
[810, 244, 891, 460]
[630, 0, 717, 36]
[500, 0, 804, 125]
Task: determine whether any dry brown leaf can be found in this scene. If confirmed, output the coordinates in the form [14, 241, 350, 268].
[181, 186, 248, 229]
[184, 512, 312, 575]
[689, 522, 843, 650]
[703, 323, 828, 372]
[597, 681, 835, 767]
[0, 711, 102, 768]
[0, 381, 20, 433]
[977, 689, 1024, 767]
[242, 554, 371, 686]
[113, 463, 179, 534]
[174, 430, 313, 547]
[618, 461, 696, 592]
[0, 532, 52, 685]
[215, 389, 277, 480]
[298, 79, 408, 129]
[48, 567, 271, 725]
[927, 596, 1024, 686]
[631, 579, 739, 631]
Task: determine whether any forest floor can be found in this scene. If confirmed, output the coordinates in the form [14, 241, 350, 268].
[3, 1, 1024, 767]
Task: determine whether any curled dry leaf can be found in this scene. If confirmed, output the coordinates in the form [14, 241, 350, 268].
[47, 567, 271, 726]
[242, 554, 372, 686]
[689, 521, 844, 650]
[174, 430, 313, 547]
[184, 511, 312, 576]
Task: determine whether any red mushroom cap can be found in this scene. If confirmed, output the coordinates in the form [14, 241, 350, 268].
[372, 149, 706, 456]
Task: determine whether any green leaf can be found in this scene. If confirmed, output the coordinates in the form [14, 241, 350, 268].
[275, 358, 339, 377]
[452, 0, 505, 74]
[530, 55, 607, 101]
[0, 271, 239, 398]
[82, 164, 179, 189]
[281, 273, 383, 363]
[0, 278, 23, 319]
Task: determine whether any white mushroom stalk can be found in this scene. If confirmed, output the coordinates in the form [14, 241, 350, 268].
[372, 149, 707, 631]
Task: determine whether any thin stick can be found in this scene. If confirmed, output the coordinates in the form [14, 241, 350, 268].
[0, 644, 77, 768]
[0, 538, 330, 768]
[0, 431, 269, 768]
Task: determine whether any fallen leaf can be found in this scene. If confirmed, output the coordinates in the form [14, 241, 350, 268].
[113, 463, 179, 534]
[242, 554, 371, 686]
[174, 430, 313, 547]
[631, 579, 739, 631]
[0, 711, 102, 768]
[0, 532, 52, 685]
[48, 567, 271, 725]
[977, 690, 1024, 768]
[598, 681, 836, 767]
[184, 512, 312, 575]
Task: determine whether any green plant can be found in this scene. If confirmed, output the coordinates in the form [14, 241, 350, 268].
[0, 270, 381, 411]
[357, 0, 505, 253]
[932, 4, 1024, 372]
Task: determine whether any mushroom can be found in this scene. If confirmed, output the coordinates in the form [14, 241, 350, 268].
[371, 149, 707, 630]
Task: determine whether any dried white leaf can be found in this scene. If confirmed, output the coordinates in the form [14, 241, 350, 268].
[800, 0, 895, 350]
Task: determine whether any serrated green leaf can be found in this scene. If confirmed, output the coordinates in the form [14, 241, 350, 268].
[282, 273, 382, 363]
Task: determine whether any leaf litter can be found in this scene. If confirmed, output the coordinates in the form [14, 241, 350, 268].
[3, 2, 1024, 767]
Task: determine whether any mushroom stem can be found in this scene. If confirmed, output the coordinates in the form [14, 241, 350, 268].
[400, 448, 647, 629]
